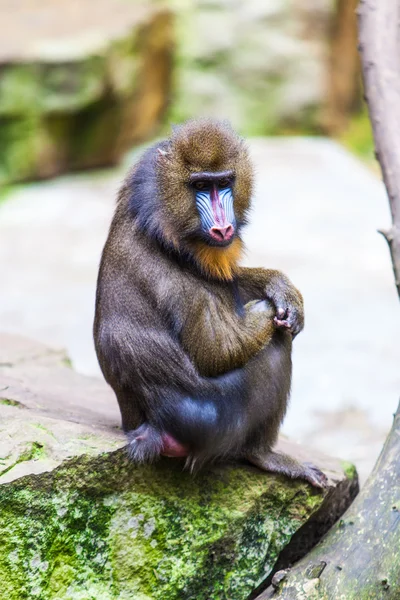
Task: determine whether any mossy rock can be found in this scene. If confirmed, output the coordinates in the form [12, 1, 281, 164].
[0, 1, 174, 185]
[0, 334, 358, 599]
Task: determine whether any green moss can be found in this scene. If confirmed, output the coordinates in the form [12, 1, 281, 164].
[0, 184, 13, 203]
[0, 57, 111, 184]
[30, 423, 57, 440]
[0, 21, 149, 185]
[0, 63, 41, 117]
[340, 461, 358, 481]
[0, 485, 116, 599]
[0, 442, 47, 480]
[17, 442, 45, 463]
[40, 57, 106, 113]
[0, 116, 42, 184]
[0, 398, 22, 407]
[107, 468, 318, 600]
[0, 452, 328, 600]
[338, 107, 374, 159]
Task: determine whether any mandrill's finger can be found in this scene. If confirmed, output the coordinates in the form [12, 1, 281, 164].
[274, 316, 291, 329]
[274, 310, 302, 337]
[276, 307, 287, 319]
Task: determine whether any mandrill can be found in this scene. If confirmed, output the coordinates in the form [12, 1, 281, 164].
[94, 118, 327, 487]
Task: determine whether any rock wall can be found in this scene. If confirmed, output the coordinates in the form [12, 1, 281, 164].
[0, 0, 337, 185]
[169, 0, 334, 135]
[0, 0, 174, 186]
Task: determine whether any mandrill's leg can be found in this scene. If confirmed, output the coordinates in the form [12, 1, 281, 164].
[247, 451, 328, 489]
[115, 388, 189, 461]
[242, 301, 327, 489]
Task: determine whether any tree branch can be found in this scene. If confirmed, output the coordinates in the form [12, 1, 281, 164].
[358, 0, 400, 298]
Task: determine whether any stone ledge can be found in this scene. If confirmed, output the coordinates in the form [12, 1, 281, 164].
[0, 334, 358, 599]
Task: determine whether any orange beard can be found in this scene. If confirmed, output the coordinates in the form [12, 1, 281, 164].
[190, 238, 244, 281]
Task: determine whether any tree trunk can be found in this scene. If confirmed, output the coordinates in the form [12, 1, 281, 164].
[358, 0, 400, 299]
[257, 403, 400, 599]
[323, 0, 361, 135]
[255, 0, 400, 597]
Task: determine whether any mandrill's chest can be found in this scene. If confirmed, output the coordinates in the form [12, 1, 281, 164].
[181, 274, 244, 329]
[173, 275, 247, 375]
[157, 256, 239, 315]
[147, 246, 246, 366]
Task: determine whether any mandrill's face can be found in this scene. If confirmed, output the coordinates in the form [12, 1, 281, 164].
[190, 170, 236, 247]
[156, 120, 253, 279]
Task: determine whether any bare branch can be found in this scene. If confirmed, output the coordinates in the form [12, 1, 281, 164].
[358, 0, 400, 298]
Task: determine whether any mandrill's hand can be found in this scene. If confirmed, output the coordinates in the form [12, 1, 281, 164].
[264, 271, 304, 338]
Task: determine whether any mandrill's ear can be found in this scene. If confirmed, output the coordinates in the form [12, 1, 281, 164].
[157, 148, 169, 158]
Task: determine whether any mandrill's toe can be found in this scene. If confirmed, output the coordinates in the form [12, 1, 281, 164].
[126, 423, 163, 463]
[302, 462, 329, 488]
[246, 451, 329, 489]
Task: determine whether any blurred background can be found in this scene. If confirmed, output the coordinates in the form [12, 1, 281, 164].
[1, 0, 399, 483]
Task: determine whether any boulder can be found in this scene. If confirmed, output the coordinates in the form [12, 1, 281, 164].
[0, 0, 173, 185]
[169, 0, 333, 135]
[0, 334, 358, 599]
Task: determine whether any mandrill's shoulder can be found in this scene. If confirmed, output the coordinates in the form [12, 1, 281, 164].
[116, 141, 166, 214]
[104, 216, 196, 297]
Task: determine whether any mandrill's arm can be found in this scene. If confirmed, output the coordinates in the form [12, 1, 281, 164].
[181, 296, 276, 378]
[236, 267, 304, 337]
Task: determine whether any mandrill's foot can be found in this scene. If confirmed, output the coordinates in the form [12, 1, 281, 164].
[247, 451, 328, 489]
[127, 423, 189, 462]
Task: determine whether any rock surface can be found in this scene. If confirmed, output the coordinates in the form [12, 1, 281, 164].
[0, 334, 358, 599]
[169, 0, 333, 134]
[0, 0, 173, 185]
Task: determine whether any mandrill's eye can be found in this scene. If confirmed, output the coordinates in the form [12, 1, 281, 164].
[218, 178, 231, 189]
[193, 181, 206, 190]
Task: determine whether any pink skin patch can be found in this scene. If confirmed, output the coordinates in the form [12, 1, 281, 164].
[161, 433, 190, 458]
[274, 307, 291, 331]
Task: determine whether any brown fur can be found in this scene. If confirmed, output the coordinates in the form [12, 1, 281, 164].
[93, 119, 327, 487]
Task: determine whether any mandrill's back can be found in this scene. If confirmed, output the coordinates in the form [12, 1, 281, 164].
[94, 199, 187, 387]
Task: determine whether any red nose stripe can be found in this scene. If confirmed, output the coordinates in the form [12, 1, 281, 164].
[211, 184, 228, 226]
